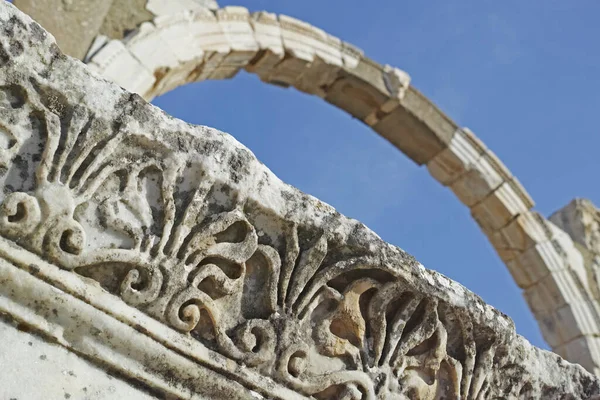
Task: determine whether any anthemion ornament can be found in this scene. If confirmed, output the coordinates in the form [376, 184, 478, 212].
[0, 1, 599, 399]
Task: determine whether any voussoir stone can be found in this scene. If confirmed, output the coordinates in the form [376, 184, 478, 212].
[0, 2, 598, 399]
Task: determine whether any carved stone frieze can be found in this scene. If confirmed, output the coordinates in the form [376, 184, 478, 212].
[0, 2, 598, 399]
[70, 2, 600, 373]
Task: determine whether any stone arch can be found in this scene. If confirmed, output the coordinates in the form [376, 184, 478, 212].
[79, 6, 600, 373]
[0, 2, 599, 398]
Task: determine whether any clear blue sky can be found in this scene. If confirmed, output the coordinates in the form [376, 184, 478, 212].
[154, 0, 600, 350]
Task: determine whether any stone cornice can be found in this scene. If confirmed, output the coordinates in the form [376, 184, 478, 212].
[74, 3, 600, 373]
[0, 2, 598, 398]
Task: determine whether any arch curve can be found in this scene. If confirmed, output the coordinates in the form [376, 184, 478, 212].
[83, 5, 600, 373]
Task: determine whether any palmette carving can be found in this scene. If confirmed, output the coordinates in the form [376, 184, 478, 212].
[0, 80, 538, 400]
[0, 15, 595, 398]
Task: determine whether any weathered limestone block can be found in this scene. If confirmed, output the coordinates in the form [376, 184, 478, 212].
[524, 268, 600, 342]
[494, 207, 600, 369]
[124, 22, 182, 73]
[553, 300, 600, 342]
[246, 11, 285, 77]
[152, 10, 211, 57]
[484, 211, 550, 273]
[427, 127, 487, 186]
[507, 240, 566, 288]
[210, 7, 259, 80]
[450, 152, 505, 207]
[325, 55, 453, 166]
[0, 3, 599, 399]
[324, 56, 392, 120]
[371, 87, 457, 165]
[168, 9, 228, 79]
[495, 211, 550, 255]
[263, 15, 319, 86]
[433, 127, 523, 212]
[13, 0, 115, 59]
[470, 178, 534, 232]
[557, 336, 600, 377]
[551, 199, 600, 251]
[85, 39, 157, 97]
[294, 55, 341, 97]
[14, 0, 600, 376]
[293, 33, 346, 97]
[134, 11, 212, 96]
[341, 42, 363, 70]
[99, 0, 154, 42]
[146, 0, 219, 16]
[0, 318, 157, 400]
[14, 0, 219, 60]
[551, 198, 600, 302]
[533, 280, 600, 347]
[543, 199, 600, 372]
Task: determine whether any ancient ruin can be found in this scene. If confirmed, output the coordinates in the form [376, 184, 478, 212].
[0, 0, 599, 398]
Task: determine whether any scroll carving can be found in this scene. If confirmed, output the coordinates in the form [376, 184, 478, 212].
[0, 79, 544, 399]
[0, 10, 596, 399]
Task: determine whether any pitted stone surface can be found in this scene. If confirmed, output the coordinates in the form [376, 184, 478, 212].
[13, 0, 114, 59]
[0, 2, 599, 399]
[13, 0, 220, 58]
[75, 3, 600, 373]
[0, 317, 157, 400]
[549, 198, 600, 373]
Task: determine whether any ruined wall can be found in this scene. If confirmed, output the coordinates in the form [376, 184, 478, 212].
[13, 0, 115, 59]
[13, 0, 220, 59]
[12, 0, 600, 376]
[75, 3, 600, 374]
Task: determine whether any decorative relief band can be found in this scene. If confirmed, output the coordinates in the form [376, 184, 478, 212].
[0, 3, 597, 399]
